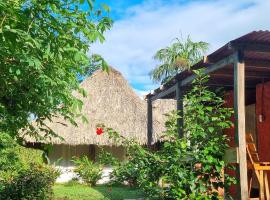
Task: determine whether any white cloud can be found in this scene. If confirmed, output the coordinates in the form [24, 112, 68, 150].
[133, 88, 149, 99]
[91, 0, 270, 96]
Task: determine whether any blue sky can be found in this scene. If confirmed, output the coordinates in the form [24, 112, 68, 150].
[91, 0, 270, 97]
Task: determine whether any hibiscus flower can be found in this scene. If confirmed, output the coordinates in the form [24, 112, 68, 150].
[96, 127, 103, 135]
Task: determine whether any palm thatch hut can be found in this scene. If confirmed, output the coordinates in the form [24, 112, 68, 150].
[24, 68, 175, 172]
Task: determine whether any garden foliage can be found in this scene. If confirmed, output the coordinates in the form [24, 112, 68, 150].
[0, 132, 58, 200]
[0, 133, 22, 177]
[103, 70, 234, 199]
[72, 156, 103, 186]
[0, 0, 112, 198]
[0, 132, 43, 178]
[97, 148, 120, 166]
[0, 164, 59, 200]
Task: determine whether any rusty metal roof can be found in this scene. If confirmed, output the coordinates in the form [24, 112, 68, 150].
[232, 30, 270, 45]
[208, 30, 270, 62]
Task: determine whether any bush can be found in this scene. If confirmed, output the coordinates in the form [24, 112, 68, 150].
[110, 161, 139, 186]
[72, 156, 102, 186]
[103, 70, 234, 199]
[0, 164, 59, 200]
[0, 133, 58, 200]
[97, 148, 120, 166]
[0, 133, 22, 175]
[0, 132, 43, 177]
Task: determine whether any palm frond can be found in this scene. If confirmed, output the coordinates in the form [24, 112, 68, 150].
[150, 35, 209, 83]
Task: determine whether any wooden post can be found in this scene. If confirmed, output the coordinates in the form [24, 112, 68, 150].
[234, 50, 248, 200]
[147, 97, 153, 147]
[176, 81, 184, 138]
[89, 145, 96, 161]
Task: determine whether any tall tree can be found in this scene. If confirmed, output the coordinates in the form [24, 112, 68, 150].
[0, 0, 112, 138]
[150, 36, 209, 83]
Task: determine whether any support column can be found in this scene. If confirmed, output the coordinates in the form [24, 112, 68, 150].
[147, 97, 153, 147]
[176, 81, 184, 138]
[234, 50, 248, 200]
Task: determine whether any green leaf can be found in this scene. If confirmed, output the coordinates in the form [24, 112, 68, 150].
[45, 44, 50, 55]
[81, 115, 88, 124]
[101, 3, 110, 12]
[74, 52, 81, 62]
[51, 4, 57, 12]
[97, 32, 105, 43]
[86, 0, 93, 9]
[208, 127, 214, 133]
[15, 69, 21, 75]
[33, 59, 42, 69]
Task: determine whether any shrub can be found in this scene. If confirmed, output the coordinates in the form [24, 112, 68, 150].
[110, 161, 139, 186]
[0, 132, 43, 176]
[0, 133, 22, 175]
[72, 156, 102, 186]
[0, 164, 59, 200]
[103, 70, 234, 199]
[97, 148, 120, 166]
[0, 132, 58, 200]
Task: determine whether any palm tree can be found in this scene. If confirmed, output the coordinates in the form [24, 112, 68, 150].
[150, 36, 209, 83]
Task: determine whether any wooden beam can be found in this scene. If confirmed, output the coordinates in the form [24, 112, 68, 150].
[245, 59, 270, 69]
[206, 83, 256, 89]
[211, 73, 270, 79]
[211, 67, 270, 76]
[147, 97, 153, 147]
[176, 81, 184, 138]
[234, 50, 248, 200]
[211, 61, 270, 72]
[180, 53, 238, 87]
[151, 84, 176, 101]
[89, 145, 96, 161]
[23, 142, 45, 150]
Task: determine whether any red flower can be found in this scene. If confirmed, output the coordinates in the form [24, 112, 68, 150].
[96, 128, 103, 135]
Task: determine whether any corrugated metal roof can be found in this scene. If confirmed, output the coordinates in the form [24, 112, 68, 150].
[208, 30, 270, 62]
[231, 30, 270, 45]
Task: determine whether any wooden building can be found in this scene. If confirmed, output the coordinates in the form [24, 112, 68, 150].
[146, 31, 270, 199]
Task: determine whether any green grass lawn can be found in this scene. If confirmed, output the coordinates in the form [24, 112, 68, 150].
[53, 183, 144, 200]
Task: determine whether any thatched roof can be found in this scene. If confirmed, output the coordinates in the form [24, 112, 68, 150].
[24, 68, 176, 145]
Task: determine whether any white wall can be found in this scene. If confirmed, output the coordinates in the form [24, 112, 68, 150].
[49, 144, 125, 183]
[48, 144, 93, 167]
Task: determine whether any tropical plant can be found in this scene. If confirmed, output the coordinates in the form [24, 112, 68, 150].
[103, 70, 234, 199]
[97, 148, 120, 166]
[110, 153, 145, 187]
[72, 156, 103, 186]
[0, 0, 112, 138]
[150, 36, 209, 83]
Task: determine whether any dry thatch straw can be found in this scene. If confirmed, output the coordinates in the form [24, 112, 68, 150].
[24, 67, 176, 145]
